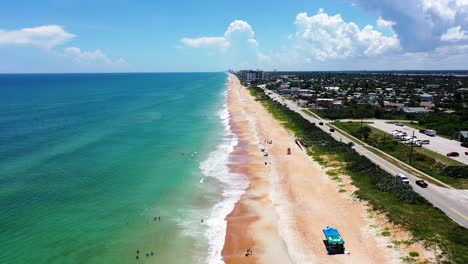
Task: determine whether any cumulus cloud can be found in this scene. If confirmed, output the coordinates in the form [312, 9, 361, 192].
[180, 20, 268, 67]
[63, 47, 126, 65]
[294, 10, 399, 61]
[0, 25, 74, 48]
[224, 20, 255, 39]
[180, 20, 258, 49]
[441, 26, 468, 41]
[376, 17, 396, 30]
[351, 0, 468, 52]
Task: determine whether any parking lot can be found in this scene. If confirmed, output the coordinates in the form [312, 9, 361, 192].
[368, 120, 468, 165]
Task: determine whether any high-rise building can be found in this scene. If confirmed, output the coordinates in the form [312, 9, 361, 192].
[238, 70, 265, 82]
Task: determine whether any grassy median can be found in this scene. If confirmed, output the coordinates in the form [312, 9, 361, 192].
[248, 86, 468, 263]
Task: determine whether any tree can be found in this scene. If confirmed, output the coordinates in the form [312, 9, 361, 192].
[360, 126, 371, 139]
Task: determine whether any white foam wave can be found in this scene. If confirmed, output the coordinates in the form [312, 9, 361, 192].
[200, 88, 248, 264]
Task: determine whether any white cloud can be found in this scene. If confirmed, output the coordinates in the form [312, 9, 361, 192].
[376, 17, 396, 30]
[180, 20, 258, 49]
[0, 25, 74, 48]
[224, 20, 255, 39]
[63, 47, 126, 65]
[441, 26, 468, 41]
[422, 0, 458, 21]
[294, 10, 399, 61]
[180, 37, 230, 48]
[179, 20, 265, 68]
[247, 38, 258, 46]
[351, 0, 468, 52]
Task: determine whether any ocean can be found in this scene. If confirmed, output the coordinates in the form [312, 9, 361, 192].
[0, 72, 245, 263]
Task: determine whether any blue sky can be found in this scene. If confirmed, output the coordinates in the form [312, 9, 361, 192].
[1, 0, 468, 72]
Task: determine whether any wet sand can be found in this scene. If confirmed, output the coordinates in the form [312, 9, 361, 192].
[221, 74, 397, 264]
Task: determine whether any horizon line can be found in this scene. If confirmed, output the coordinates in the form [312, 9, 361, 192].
[2, 69, 468, 75]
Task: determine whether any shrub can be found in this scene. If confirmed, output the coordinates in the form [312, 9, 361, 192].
[443, 166, 468, 179]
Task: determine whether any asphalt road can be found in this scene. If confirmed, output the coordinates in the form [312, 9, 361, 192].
[262, 89, 468, 228]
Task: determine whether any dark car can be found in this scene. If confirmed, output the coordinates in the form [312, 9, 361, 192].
[329, 128, 335, 132]
[447, 152, 460, 157]
[415, 180, 428, 188]
[465, 152, 468, 155]
[462, 142, 468, 148]
[319, 122, 324, 126]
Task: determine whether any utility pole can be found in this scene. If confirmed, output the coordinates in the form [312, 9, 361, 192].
[409, 130, 415, 164]
[360, 116, 363, 139]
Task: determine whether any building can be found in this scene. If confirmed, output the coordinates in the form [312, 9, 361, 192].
[419, 94, 433, 102]
[419, 101, 435, 109]
[324, 86, 340, 92]
[425, 84, 440, 89]
[455, 131, 468, 143]
[332, 100, 343, 108]
[399, 107, 432, 114]
[238, 70, 265, 82]
[316, 98, 335, 107]
[384, 101, 405, 111]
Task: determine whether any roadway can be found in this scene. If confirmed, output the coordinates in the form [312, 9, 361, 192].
[261, 89, 468, 228]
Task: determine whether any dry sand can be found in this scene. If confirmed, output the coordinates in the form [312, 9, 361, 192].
[221, 74, 399, 264]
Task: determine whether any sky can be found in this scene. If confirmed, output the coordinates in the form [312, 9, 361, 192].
[1, 0, 468, 72]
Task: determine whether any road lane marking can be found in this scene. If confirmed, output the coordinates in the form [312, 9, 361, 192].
[450, 208, 468, 220]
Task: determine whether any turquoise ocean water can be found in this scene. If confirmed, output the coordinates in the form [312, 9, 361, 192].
[0, 73, 245, 263]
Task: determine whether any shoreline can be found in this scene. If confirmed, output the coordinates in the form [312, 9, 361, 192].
[221, 74, 399, 263]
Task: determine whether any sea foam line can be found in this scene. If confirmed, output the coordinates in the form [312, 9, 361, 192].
[200, 83, 248, 264]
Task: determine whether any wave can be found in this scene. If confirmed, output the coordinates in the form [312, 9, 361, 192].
[199, 88, 248, 264]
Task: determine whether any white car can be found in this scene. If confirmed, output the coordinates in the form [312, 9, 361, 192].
[394, 132, 406, 138]
[396, 173, 410, 184]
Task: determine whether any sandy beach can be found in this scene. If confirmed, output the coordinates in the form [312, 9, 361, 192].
[221, 74, 397, 264]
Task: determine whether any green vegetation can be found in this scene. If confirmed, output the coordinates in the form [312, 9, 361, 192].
[382, 231, 391, 237]
[417, 110, 468, 138]
[248, 85, 468, 263]
[409, 252, 420, 257]
[334, 122, 468, 188]
[310, 104, 407, 120]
